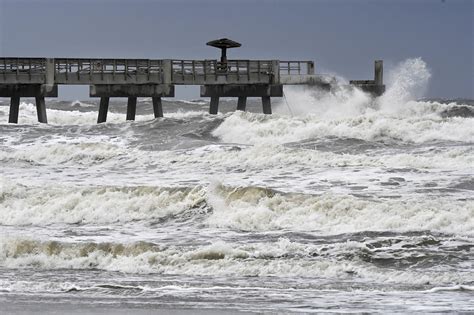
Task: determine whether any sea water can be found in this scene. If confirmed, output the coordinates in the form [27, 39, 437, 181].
[0, 59, 472, 313]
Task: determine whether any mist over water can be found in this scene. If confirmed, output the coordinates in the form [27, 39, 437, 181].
[0, 58, 473, 313]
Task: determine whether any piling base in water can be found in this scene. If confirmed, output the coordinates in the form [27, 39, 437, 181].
[201, 84, 282, 114]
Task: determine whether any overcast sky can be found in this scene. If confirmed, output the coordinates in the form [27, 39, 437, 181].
[0, 0, 472, 100]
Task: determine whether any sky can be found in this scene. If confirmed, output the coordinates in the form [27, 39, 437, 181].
[0, 0, 472, 100]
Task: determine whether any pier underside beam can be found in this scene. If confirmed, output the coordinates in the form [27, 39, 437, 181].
[0, 84, 58, 97]
[200, 84, 283, 98]
[90, 84, 174, 98]
[201, 84, 282, 115]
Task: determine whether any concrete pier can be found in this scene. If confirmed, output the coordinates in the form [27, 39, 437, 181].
[91, 84, 174, 123]
[1, 84, 57, 123]
[0, 44, 385, 123]
[349, 60, 385, 96]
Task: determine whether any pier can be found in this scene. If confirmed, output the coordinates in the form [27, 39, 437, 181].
[0, 39, 385, 123]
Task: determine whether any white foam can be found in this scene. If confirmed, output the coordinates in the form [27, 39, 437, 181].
[0, 179, 472, 236]
[424, 285, 474, 293]
[213, 58, 471, 145]
[0, 179, 206, 225]
[0, 138, 129, 165]
[213, 102, 472, 145]
[205, 184, 474, 235]
[0, 236, 471, 286]
[0, 102, 213, 126]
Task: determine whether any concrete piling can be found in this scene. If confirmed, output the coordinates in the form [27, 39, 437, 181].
[152, 97, 163, 118]
[97, 97, 109, 123]
[375, 60, 383, 86]
[262, 96, 272, 114]
[126, 97, 137, 121]
[210, 97, 219, 115]
[35, 97, 47, 123]
[237, 97, 247, 111]
[8, 96, 20, 124]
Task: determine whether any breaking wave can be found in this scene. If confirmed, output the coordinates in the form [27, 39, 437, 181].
[0, 235, 472, 287]
[1, 180, 472, 236]
[214, 58, 471, 145]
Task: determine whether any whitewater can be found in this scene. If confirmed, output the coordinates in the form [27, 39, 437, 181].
[0, 58, 473, 313]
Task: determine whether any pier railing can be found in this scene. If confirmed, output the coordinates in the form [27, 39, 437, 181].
[1, 58, 47, 84]
[54, 59, 165, 84]
[279, 61, 314, 75]
[0, 57, 318, 85]
[170, 59, 275, 84]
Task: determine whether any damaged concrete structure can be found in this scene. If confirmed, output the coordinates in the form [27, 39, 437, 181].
[0, 39, 385, 123]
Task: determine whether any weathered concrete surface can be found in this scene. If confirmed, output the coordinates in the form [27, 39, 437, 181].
[200, 84, 283, 97]
[0, 84, 58, 97]
[90, 84, 175, 97]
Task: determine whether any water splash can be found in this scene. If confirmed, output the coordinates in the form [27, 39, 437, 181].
[378, 58, 431, 112]
[276, 58, 432, 117]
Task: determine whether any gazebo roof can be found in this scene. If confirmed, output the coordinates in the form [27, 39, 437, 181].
[206, 38, 242, 49]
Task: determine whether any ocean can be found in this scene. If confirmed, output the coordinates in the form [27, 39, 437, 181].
[0, 59, 473, 313]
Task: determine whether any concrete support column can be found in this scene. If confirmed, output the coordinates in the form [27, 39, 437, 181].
[35, 96, 47, 123]
[97, 97, 110, 123]
[262, 96, 272, 114]
[237, 97, 247, 111]
[35, 97, 48, 123]
[126, 97, 137, 121]
[9, 96, 20, 124]
[375, 60, 383, 86]
[210, 96, 219, 115]
[152, 97, 163, 118]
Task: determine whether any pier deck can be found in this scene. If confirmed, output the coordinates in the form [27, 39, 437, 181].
[0, 58, 320, 86]
[0, 57, 383, 123]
